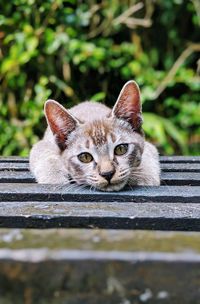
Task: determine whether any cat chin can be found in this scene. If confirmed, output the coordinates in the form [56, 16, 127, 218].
[94, 180, 127, 192]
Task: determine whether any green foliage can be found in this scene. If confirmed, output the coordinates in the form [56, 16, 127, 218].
[0, 0, 199, 156]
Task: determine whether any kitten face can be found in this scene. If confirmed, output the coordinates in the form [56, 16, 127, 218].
[45, 80, 145, 191]
[62, 118, 144, 191]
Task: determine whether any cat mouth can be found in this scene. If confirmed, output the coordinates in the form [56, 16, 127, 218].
[95, 180, 127, 192]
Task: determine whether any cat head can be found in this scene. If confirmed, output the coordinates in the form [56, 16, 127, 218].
[45, 80, 144, 191]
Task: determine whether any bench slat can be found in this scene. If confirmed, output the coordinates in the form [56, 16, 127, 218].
[0, 171, 36, 183]
[0, 156, 200, 163]
[161, 172, 200, 186]
[0, 171, 199, 186]
[159, 156, 200, 163]
[161, 163, 200, 172]
[0, 162, 200, 172]
[0, 184, 199, 203]
[1, 229, 199, 252]
[0, 163, 29, 171]
[0, 157, 29, 163]
[0, 201, 200, 230]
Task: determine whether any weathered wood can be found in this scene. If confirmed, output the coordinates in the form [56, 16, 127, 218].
[1, 229, 200, 252]
[1, 161, 200, 172]
[161, 163, 200, 172]
[0, 201, 199, 230]
[0, 183, 199, 203]
[1, 252, 200, 304]
[0, 156, 199, 302]
[161, 172, 200, 186]
[0, 171, 36, 183]
[0, 230, 200, 304]
[160, 156, 200, 163]
[0, 156, 29, 163]
[0, 184, 199, 230]
[1, 171, 200, 185]
[0, 157, 199, 230]
[0, 162, 29, 171]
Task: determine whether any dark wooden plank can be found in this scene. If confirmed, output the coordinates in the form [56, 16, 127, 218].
[0, 259, 199, 304]
[0, 171, 35, 183]
[161, 172, 200, 186]
[1, 171, 200, 186]
[0, 163, 29, 171]
[0, 200, 199, 230]
[160, 156, 200, 163]
[161, 163, 200, 172]
[0, 247, 200, 303]
[0, 184, 199, 203]
[1, 161, 200, 172]
[0, 157, 29, 163]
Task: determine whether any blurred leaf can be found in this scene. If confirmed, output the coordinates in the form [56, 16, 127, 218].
[91, 92, 106, 102]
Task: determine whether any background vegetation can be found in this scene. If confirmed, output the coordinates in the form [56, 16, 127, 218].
[0, 0, 199, 156]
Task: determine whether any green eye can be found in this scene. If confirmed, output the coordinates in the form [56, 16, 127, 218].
[78, 152, 93, 163]
[114, 144, 128, 156]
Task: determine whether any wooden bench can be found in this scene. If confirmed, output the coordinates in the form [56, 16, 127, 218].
[0, 156, 200, 303]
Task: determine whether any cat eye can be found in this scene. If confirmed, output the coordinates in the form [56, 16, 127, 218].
[78, 152, 93, 163]
[114, 144, 128, 156]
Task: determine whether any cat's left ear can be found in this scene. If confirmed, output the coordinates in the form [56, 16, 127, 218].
[112, 80, 142, 131]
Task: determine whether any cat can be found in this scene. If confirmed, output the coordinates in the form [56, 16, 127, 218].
[29, 80, 160, 191]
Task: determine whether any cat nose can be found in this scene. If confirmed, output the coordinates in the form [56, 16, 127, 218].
[100, 170, 115, 182]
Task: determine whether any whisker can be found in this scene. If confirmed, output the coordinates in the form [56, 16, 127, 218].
[87, 178, 98, 183]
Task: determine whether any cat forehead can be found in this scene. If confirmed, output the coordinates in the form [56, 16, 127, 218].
[82, 118, 132, 146]
[84, 120, 113, 146]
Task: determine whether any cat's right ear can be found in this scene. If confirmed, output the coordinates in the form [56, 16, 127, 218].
[44, 100, 79, 150]
[112, 80, 142, 132]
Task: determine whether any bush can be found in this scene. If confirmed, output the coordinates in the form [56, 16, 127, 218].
[0, 0, 199, 156]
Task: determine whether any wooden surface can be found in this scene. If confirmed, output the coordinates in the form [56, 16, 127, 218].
[0, 229, 200, 304]
[0, 156, 199, 230]
[0, 157, 200, 303]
